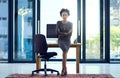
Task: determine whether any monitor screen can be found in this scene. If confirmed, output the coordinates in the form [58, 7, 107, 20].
[46, 24, 58, 38]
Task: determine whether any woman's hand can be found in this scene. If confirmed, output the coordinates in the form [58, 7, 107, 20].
[64, 29, 72, 35]
[64, 32, 68, 35]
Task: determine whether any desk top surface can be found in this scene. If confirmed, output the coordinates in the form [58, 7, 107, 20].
[48, 43, 81, 47]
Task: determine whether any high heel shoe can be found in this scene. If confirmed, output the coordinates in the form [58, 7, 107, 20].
[61, 70, 67, 76]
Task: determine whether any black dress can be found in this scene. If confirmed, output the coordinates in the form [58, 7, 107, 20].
[56, 21, 73, 52]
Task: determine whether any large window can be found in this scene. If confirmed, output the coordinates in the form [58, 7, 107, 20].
[13, 0, 33, 61]
[85, 0, 101, 59]
[110, 0, 120, 61]
[81, 0, 106, 62]
[6, 0, 110, 63]
[40, 0, 77, 60]
[0, 0, 8, 61]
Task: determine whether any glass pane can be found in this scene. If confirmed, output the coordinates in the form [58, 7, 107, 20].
[40, 0, 77, 59]
[85, 0, 101, 59]
[81, 0, 83, 60]
[0, 0, 8, 61]
[13, 0, 33, 61]
[110, 0, 120, 61]
[103, 0, 105, 60]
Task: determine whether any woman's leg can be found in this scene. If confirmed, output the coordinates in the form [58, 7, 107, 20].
[62, 52, 67, 72]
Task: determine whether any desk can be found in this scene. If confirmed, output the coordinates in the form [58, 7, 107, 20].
[48, 43, 81, 73]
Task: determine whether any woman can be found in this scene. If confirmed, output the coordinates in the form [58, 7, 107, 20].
[57, 8, 73, 76]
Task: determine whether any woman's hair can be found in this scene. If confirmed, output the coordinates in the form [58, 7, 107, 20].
[60, 8, 70, 16]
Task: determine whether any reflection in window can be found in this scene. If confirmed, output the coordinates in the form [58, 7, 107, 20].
[0, 0, 7, 3]
[2, 17, 7, 20]
[85, 0, 101, 59]
[13, 0, 33, 60]
[110, 0, 120, 60]
[28, 0, 32, 8]
[2, 0, 7, 3]
[0, 0, 8, 61]
[27, 17, 32, 26]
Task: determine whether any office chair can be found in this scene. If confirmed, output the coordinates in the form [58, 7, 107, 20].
[32, 34, 60, 76]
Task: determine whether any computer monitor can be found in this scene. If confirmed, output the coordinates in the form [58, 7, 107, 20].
[46, 24, 58, 38]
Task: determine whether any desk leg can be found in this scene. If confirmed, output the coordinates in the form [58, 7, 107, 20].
[36, 56, 41, 70]
[76, 46, 80, 73]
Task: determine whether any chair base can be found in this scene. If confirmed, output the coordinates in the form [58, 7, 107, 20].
[32, 68, 60, 76]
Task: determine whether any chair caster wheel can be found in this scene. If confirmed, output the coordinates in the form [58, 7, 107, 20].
[57, 72, 60, 75]
[32, 72, 34, 76]
[36, 71, 39, 74]
[51, 71, 53, 73]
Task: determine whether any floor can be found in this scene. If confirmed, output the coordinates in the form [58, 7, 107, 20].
[0, 62, 120, 78]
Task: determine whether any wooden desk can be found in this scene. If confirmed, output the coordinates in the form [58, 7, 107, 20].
[48, 43, 81, 73]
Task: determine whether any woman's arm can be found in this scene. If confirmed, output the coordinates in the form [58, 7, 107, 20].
[58, 27, 72, 36]
[57, 28, 64, 35]
[64, 23, 73, 35]
[64, 29, 72, 35]
[56, 21, 64, 36]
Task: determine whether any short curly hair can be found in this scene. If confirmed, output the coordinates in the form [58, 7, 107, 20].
[60, 8, 70, 16]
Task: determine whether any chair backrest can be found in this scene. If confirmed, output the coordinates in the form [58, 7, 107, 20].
[34, 34, 48, 55]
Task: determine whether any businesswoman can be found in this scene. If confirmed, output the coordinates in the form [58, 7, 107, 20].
[57, 8, 73, 76]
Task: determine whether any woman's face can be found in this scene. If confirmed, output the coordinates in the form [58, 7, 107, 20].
[61, 12, 69, 20]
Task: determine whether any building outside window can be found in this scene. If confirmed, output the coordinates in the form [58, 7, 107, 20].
[0, 0, 8, 61]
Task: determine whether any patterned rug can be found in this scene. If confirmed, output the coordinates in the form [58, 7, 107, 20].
[6, 74, 114, 78]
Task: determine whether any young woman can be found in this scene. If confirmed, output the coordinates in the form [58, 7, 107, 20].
[57, 8, 73, 76]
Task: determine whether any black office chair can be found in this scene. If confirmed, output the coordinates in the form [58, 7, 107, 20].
[32, 34, 59, 76]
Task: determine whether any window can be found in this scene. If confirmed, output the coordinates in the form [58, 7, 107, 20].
[0, 0, 8, 61]
[85, 0, 101, 59]
[110, 0, 120, 61]
[13, 0, 33, 61]
[81, 0, 106, 62]
[40, 0, 77, 60]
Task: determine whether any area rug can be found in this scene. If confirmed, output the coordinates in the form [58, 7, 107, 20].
[6, 74, 114, 78]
